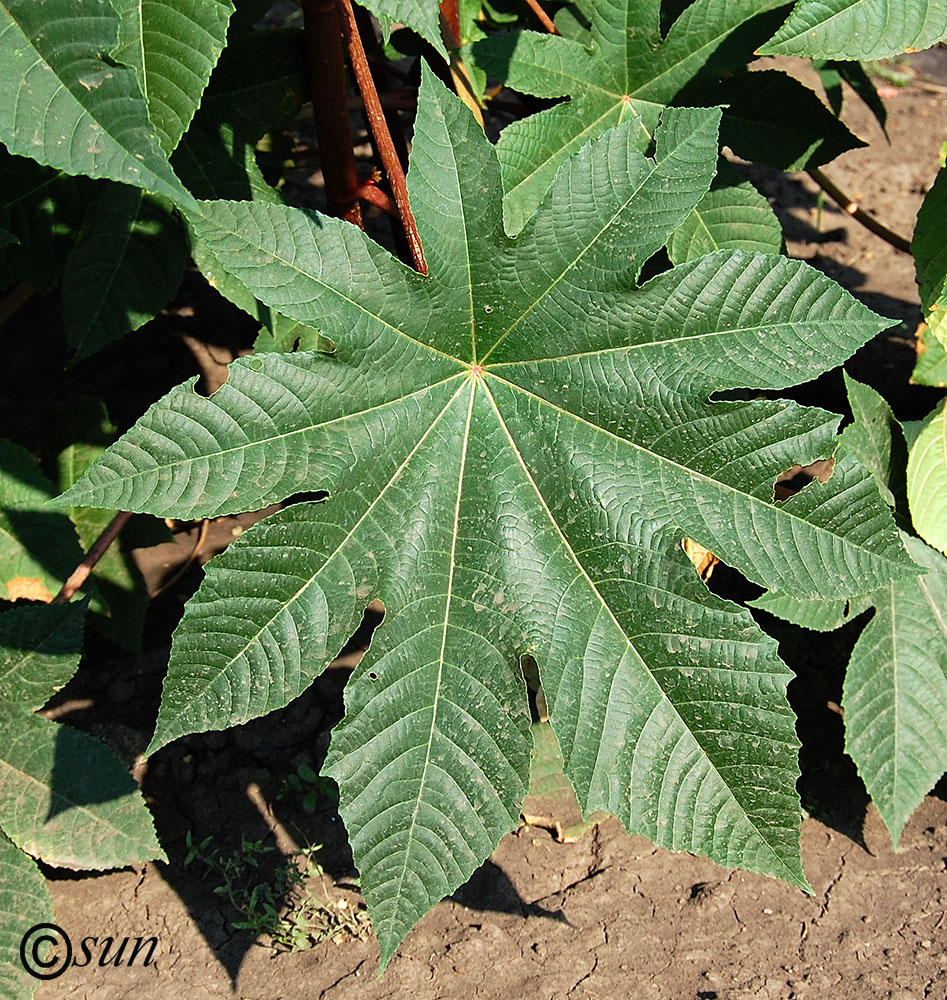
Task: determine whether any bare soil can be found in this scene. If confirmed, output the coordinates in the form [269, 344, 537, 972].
[32, 56, 947, 1000]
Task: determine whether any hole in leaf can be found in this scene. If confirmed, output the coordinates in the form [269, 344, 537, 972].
[368, 671, 378, 681]
[281, 490, 328, 509]
[331, 601, 385, 671]
[682, 538, 718, 581]
[773, 457, 835, 502]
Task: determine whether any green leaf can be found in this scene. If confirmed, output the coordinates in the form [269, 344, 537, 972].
[907, 400, 947, 555]
[252, 313, 333, 355]
[912, 167, 947, 349]
[760, 0, 947, 61]
[0, 149, 88, 291]
[0, 603, 165, 869]
[813, 59, 888, 132]
[470, 0, 846, 233]
[753, 381, 947, 847]
[0, 0, 195, 210]
[110, 0, 234, 154]
[912, 320, 947, 387]
[56, 400, 168, 652]
[63, 71, 917, 963]
[196, 28, 307, 141]
[711, 69, 867, 171]
[667, 160, 782, 264]
[0, 827, 52, 1000]
[361, 0, 448, 59]
[838, 372, 907, 511]
[62, 184, 186, 361]
[749, 590, 873, 631]
[843, 532, 947, 846]
[0, 439, 83, 604]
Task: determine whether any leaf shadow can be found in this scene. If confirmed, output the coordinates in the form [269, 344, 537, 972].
[450, 859, 572, 925]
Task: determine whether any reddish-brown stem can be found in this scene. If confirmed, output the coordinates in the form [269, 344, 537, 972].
[807, 167, 911, 254]
[439, 0, 461, 49]
[336, 0, 427, 273]
[523, 0, 557, 33]
[53, 511, 134, 604]
[302, 0, 363, 226]
[357, 182, 397, 215]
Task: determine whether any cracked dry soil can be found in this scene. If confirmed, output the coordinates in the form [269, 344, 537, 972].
[33, 56, 947, 1000]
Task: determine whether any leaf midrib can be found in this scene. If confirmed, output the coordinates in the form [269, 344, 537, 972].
[81, 372, 464, 495]
[388, 379, 476, 950]
[193, 205, 464, 367]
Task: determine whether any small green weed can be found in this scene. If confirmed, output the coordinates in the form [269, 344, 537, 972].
[277, 764, 340, 813]
[183, 832, 370, 951]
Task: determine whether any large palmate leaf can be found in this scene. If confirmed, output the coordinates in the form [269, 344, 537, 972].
[111, 0, 234, 154]
[0, 828, 52, 1000]
[61, 70, 915, 964]
[760, 0, 947, 61]
[62, 184, 186, 361]
[470, 0, 860, 233]
[753, 376, 947, 847]
[907, 400, 947, 555]
[0, 0, 194, 210]
[0, 602, 165, 869]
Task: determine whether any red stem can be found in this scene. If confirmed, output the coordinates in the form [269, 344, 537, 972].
[439, 0, 461, 49]
[53, 511, 133, 604]
[524, 0, 557, 33]
[302, 0, 363, 225]
[336, 0, 427, 273]
[357, 182, 397, 215]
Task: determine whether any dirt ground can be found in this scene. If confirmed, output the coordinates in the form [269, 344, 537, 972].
[29, 53, 947, 1000]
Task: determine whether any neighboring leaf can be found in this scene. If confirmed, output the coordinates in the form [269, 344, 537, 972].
[838, 371, 907, 510]
[711, 70, 867, 171]
[361, 0, 448, 59]
[62, 184, 186, 361]
[843, 532, 947, 846]
[813, 59, 887, 132]
[760, 0, 947, 61]
[0, 439, 83, 603]
[0, 150, 88, 291]
[252, 313, 333, 355]
[749, 590, 873, 631]
[667, 160, 782, 264]
[56, 401, 168, 652]
[196, 28, 307, 141]
[912, 167, 947, 348]
[0, 827, 52, 1000]
[61, 73, 916, 965]
[470, 0, 854, 233]
[913, 320, 947, 387]
[110, 0, 234, 154]
[173, 121, 278, 203]
[0, 0, 195, 210]
[907, 400, 947, 555]
[0, 602, 165, 869]
[753, 378, 947, 847]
